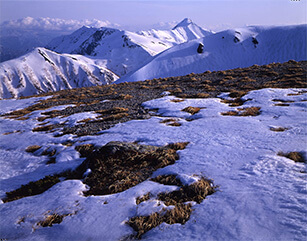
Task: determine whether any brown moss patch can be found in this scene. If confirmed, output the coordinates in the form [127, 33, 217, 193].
[182, 106, 201, 115]
[278, 152, 306, 163]
[25, 145, 41, 153]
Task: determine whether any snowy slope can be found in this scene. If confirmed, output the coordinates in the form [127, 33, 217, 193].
[0, 88, 306, 240]
[47, 19, 212, 76]
[117, 24, 307, 83]
[0, 48, 118, 99]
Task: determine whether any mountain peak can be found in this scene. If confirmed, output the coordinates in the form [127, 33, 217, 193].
[173, 18, 193, 29]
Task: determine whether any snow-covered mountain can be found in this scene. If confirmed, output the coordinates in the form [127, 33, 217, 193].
[117, 24, 307, 83]
[0, 48, 118, 99]
[137, 18, 213, 46]
[47, 18, 212, 76]
[0, 17, 119, 62]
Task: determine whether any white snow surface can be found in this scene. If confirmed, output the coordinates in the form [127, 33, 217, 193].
[117, 24, 307, 83]
[0, 48, 118, 99]
[0, 88, 306, 240]
[47, 19, 212, 76]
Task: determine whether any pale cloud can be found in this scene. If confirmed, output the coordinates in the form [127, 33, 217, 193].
[0, 17, 120, 32]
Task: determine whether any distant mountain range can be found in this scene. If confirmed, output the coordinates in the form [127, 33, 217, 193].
[0, 17, 119, 62]
[0, 18, 306, 99]
[47, 18, 212, 76]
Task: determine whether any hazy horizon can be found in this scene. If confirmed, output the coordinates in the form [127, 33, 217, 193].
[0, 0, 306, 31]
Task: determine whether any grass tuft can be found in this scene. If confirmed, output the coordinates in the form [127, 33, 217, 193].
[127, 204, 192, 239]
[278, 151, 306, 163]
[182, 106, 201, 115]
[222, 107, 261, 116]
[75, 144, 95, 158]
[74, 142, 188, 196]
[25, 145, 41, 153]
[158, 177, 216, 206]
[270, 127, 288, 132]
[3, 175, 60, 203]
[151, 174, 183, 186]
[136, 193, 151, 205]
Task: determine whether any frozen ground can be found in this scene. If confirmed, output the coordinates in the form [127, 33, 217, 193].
[0, 88, 306, 240]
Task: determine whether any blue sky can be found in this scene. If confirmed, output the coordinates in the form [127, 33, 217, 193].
[0, 0, 306, 31]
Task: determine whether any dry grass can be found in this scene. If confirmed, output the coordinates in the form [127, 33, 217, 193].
[113, 94, 133, 100]
[165, 142, 190, 150]
[73, 142, 189, 196]
[270, 127, 288, 132]
[75, 144, 95, 158]
[77, 118, 93, 123]
[170, 99, 185, 103]
[136, 193, 151, 205]
[222, 107, 261, 117]
[36, 212, 75, 227]
[37, 213, 66, 227]
[158, 177, 216, 206]
[95, 113, 129, 122]
[127, 204, 192, 239]
[25, 145, 41, 153]
[228, 90, 247, 98]
[288, 91, 307, 96]
[237, 107, 261, 116]
[278, 152, 306, 163]
[41, 147, 56, 157]
[182, 106, 201, 115]
[167, 122, 181, 127]
[221, 98, 251, 107]
[272, 99, 295, 103]
[128, 175, 216, 239]
[3, 175, 60, 203]
[160, 118, 181, 127]
[160, 118, 177, 124]
[95, 107, 129, 115]
[221, 110, 239, 116]
[274, 103, 290, 107]
[151, 174, 183, 186]
[32, 124, 58, 132]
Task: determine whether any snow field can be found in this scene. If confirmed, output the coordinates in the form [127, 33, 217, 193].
[0, 88, 306, 240]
